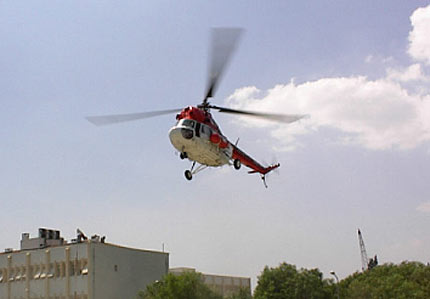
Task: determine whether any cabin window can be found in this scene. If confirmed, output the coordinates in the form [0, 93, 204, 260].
[201, 125, 212, 137]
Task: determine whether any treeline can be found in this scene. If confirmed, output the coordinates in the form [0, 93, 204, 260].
[138, 261, 430, 299]
[338, 261, 430, 299]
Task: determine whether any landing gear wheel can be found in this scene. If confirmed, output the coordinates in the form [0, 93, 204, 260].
[180, 152, 188, 160]
[184, 170, 193, 181]
[233, 159, 241, 170]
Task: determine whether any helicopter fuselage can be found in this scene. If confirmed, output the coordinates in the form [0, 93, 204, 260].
[169, 106, 233, 167]
[168, 106, 280, 187]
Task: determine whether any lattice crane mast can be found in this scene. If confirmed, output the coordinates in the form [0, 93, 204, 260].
[357, 228, 378, 271]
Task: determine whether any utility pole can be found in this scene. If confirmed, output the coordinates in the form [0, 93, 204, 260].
[330, 271, 340, 299]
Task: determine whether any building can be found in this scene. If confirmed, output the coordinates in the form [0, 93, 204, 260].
[169, 267, 251, 297]
[0, 228, 169, 299]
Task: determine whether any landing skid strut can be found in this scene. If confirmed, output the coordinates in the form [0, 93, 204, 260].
[261, 174, 268, 188]
[184, 161, 208, 181]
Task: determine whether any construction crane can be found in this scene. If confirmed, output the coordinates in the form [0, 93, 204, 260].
[357, 228, 378, 271]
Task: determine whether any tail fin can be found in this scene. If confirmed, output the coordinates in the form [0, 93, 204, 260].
[263, 163, 280, 174]
[248, 163, 280, 174]
[248, 163, 280, 188]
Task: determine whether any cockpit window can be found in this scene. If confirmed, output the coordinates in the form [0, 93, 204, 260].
[182, 119, 195, 128]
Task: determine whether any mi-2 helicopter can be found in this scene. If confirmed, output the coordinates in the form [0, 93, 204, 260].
[86, 28, 306, 187]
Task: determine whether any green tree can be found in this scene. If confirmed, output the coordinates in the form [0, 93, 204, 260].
[226, 287, 253, 299]
[339, 261, 430, 299]
[138, 272, 222, 299]
[253, 262, 333, 299]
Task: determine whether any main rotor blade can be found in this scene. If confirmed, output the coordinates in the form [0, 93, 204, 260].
[210, 105, 309, 123]
[86, 108, 182, 126]
[204, 28, 243, 104]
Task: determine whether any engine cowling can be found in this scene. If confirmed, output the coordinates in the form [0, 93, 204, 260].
[219, 138, 228, 148]
[210, 133, 221, 144]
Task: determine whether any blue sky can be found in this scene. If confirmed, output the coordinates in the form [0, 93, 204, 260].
[1, 0, 430, 288]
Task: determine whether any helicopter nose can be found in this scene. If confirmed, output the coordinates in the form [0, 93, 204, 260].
[169, 127, 194, 142]
[169, 127, 190, 152]
[169, 127, 181, 142]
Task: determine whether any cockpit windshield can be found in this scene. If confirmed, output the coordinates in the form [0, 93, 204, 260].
[182, 119, 195, 128]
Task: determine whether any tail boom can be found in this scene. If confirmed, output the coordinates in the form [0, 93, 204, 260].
[232, 146, 280, 175]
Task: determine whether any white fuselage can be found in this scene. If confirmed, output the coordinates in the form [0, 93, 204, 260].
[168, 119, 232, 167]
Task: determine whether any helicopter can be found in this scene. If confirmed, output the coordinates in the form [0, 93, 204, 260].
[86, 28, 307, 187]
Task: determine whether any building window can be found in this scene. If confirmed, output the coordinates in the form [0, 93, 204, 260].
[74, 259, 80, 276]
[81, 259, 88, 275]
[28, 265, 33, 279]
[69, 261, 75, 276]
[215, 277, 223, 285]
[47, 263, 54, 278]
[15, 267, 21, 281]
[40, 265, 47, 279]
[54, 262, 61, 278]
[0, 268, 5, 283]
[8, 268, 14, 282]
[34, 265, 41, 280]
[21, 266, 26, 280]
[61, 262, 66, 277]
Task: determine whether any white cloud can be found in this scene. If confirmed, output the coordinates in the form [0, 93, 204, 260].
[386, 64, 429, 82]
[227, 77, 430, 151]
[365, 55, 374, 63]
[364, 55, 394, 65]
[416, 201, 430, 213]
[408, 5, 430, 64]
[225, 5, 430, 152]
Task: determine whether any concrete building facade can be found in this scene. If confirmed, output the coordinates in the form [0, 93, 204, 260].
[0, 229, 169, 299]
[170, 267, 251, 297]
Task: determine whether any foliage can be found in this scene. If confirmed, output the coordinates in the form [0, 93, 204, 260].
[253, 262, 333, 299]
[138, 272, 222, 299]
[339, 261, 430, 299]
[138, 261, 430, 299]
[226, 287, 253, 299]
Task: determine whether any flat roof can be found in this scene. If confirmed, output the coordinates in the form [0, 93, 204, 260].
[1, 240, 168, 256]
